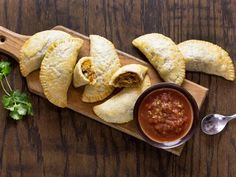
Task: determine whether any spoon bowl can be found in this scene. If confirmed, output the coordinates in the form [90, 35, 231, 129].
[201, 113, 236, 135]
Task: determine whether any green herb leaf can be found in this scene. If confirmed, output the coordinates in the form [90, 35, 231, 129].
[2, 90, 33, 120]
[0, 61, 11, 80]
[2, 95, 13, 107]
[10, 110, 23, 120]
[0, 60, 33, 120]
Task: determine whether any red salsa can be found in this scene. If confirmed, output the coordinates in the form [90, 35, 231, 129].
[138, 88, 193, 143]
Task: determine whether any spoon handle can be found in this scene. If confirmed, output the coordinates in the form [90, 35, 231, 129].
[228, 114, 236, 121]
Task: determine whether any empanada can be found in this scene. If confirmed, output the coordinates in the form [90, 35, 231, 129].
[132, 33, 185, 85]
[178, 40, 235, 81]
[73, 57, 96, 87]
[82, 35, 121, 102]
[20, 30, 71, 77]
[109, 64, 148, 87]
[40, 38, 84, 107]
[93, 75, 151, 124]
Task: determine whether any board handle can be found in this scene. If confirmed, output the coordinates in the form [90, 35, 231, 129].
[0, 26, 29, 62]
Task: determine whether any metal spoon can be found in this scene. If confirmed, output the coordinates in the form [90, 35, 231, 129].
[201, 114, 236, 135]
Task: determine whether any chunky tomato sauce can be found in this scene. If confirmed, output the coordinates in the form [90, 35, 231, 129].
[138, 89, 193, 143]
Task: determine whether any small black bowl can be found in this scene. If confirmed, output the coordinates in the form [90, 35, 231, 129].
[133, 83, 199, 149]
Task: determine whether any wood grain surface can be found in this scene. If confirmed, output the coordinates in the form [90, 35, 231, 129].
[0, 0, 235, 177]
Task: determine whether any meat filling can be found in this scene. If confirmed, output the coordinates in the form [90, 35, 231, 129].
[114, 72, 140, 87]
[81, 60, 96, 82]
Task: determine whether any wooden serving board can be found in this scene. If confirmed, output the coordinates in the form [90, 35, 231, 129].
[0, 26, 208, 156]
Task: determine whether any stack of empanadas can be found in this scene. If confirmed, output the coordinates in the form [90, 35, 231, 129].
[20, 30, 84, 108]
[132, 33, 235, 83]
[20, 30, 71, 77]
[20, 31, 150, 124]
[76, 36, 150, 123]
[20, 29, 235, 125]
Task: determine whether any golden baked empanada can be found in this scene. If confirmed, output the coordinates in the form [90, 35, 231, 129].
[93, 75, 151, 124]
[20, 30, 71, 77]
[178, 40, 235, 81]
[132, 33, 185, 85]
[73, 57, 96, 87]
[40, 38, 83, 107]
[82, 35, 121, 102]
[109, 64, 148, 87]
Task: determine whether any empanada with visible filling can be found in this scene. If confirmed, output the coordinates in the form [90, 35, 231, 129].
[109, 64, 148, 87]
[132, 33, 185, 85]
[82, 35, 121, 102]
[20, 30, 71, 77]
[40, 38, 84, 108]
[93, 75, 151, 124]
[178, 40, 235, 81]
[73, 57, 96, 87]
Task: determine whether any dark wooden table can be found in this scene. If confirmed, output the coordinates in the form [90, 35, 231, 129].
[0, 0, 236, 177]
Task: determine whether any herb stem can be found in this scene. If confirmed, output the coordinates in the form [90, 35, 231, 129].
[0, 80, 10, 96]
[4, 76, 12, 91]
[14, 100, 30, 105]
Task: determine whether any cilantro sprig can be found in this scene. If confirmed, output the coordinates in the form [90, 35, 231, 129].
[0, 60, 33, 120]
